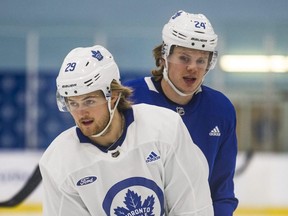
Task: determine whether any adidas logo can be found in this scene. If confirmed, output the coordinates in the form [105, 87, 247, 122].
[209, 126, 221, 136]
[146, 151, 160, 163]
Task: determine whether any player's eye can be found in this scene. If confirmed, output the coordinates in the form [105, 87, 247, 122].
[197, 58, 207, 65]
[67, 101, 79, 111]
[178, 55, 191, 64]
[68, 101, 79, 108]
[83, 99, 97, 106]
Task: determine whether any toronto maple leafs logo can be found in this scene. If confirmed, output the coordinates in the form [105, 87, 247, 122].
[102, 177, 164, 215]
[114, 189, 155, 216]
[91, 50, 103, 61]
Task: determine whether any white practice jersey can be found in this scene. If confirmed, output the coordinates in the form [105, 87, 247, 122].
[39, 103, 213, 216]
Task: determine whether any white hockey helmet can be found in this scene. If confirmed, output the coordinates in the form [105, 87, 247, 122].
[162, 10, 218, 69]
[56, 45, 120, 112]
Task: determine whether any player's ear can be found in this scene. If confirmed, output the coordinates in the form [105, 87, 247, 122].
[157, 58, 165, 67]
[162, 58, 168, 68]
[110, 91, 121, 109]
[161, 58, 168, 71]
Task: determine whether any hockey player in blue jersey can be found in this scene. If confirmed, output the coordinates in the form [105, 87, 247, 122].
[124, 10, 238, 216]
[39, 45, 214, 215]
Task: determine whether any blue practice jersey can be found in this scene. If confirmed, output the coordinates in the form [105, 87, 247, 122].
[125, 77, 239, 216]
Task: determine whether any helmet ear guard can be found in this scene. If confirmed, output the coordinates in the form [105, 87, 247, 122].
[56, 91, 69, 112]
[207, 51, 218, 71]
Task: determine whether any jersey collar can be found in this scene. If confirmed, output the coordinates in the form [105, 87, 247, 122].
[76, 108, 134, 152]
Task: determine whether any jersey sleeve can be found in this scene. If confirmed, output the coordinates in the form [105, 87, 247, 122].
[164, 116, 214, 216]
[210, 109, 239, 215]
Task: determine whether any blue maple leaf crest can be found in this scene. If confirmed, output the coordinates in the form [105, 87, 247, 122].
[114, 189, 155, 216]
[91, 50, 103, 61]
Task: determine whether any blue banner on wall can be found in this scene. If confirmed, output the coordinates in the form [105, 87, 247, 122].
[0, 70, 145, 149]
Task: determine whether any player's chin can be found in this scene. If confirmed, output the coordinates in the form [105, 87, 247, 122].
[181, 86, 197, 95]
[183, 83, 200, 93]
[79, 126, 96, 136]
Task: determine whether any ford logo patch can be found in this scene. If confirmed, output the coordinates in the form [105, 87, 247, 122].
[77, 176, 97, 186]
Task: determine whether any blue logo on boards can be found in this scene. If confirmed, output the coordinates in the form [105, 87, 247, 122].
[102, 177, 164, 216]
[91, 50, 103, 61]
[76, 176, 97, 186]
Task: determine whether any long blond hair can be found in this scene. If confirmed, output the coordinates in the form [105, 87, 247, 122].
[151, 44, 164, 81]
[111, 80, 133, 111]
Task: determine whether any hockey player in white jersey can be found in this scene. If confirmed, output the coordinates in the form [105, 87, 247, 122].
[39, 45, 213, 215]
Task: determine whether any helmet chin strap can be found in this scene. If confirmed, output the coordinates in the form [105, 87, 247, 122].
[163, 67, 193, 97]
[91, 92, 122, 138]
